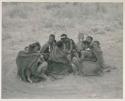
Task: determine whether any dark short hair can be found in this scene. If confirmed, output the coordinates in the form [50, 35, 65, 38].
[83, 41, 89, 46]
[93, 41, 100, 46]
[87, 36, 93, 41]
[49, 34, 55, 39]
[61, 34, 67, 37]
[35, 42, 41, 50]
[56, 41, 63, 48]
[29, 42, 41, 52]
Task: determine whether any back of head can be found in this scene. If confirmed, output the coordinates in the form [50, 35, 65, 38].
[34, 42, 41, 50]
[49, 34, 55, 39]
[83, 41, 89, 45]
[61, 34, 67, 37]
[61, 34, 67, 39]
[56, 40, 63, 49]
[28, 42, 41, 52]
[83, 41, 89, 48]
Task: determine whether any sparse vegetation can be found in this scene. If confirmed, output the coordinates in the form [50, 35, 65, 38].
[2, 2, 123, 98]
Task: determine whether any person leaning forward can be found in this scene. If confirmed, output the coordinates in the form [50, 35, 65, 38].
[40, 34, 56, 61]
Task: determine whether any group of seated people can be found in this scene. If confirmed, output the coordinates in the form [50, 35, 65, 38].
[16, 33, 107, 83]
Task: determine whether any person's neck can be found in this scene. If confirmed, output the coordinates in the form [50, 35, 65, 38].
[48, 41, 52, 45]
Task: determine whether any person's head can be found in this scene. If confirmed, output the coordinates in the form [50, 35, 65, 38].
[29, 42, 41, 52]
[34, 42, 41, 51]
[60, 34, 67, 41]
[49, 34, 55, 44]
[83, 41, 89, 49]
[86, 36, 93, 44]
[24, 46, 29, 52]
[93, 41, 100, 48]
[56, 40, 63, 49]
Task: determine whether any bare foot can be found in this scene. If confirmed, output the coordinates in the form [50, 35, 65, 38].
[27, 77, 33, 83]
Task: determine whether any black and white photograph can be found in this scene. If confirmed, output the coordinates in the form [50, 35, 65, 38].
[2, 1, 123, 99]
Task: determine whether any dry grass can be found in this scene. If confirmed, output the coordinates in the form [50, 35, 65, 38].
[2, 2, 123, 98]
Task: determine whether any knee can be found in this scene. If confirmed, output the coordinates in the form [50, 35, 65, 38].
[67, 55, 71, 61]
[42, 62, 48, 67]
[72, 57, 78, 63]
[71, 63, 77, 71]
[37, 62, 48, 72]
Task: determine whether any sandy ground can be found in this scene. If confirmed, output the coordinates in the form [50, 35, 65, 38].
[2, 3, 123, 99]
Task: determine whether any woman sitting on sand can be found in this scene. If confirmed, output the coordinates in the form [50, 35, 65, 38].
[80, 40, 104, 76]
[72, 36, 105, 76]
[16, 42, 48, 83]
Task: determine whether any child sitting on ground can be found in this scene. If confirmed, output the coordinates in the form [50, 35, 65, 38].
[80, 41, 97, 62]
